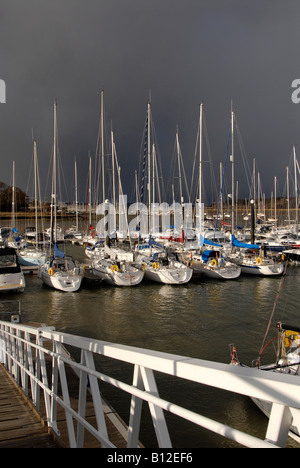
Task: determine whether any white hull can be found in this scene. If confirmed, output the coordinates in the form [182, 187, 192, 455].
[18, 250, 46, 267]
[143, 263, 192, 284]
[92, 259, 144, 286]
[199, 265, 241, 280]
[239, 263, 284, 276]
[0, 272, 25, 293]
[39, 267, 83, 292]
[38, 257, 83, 292]
[191, 256, 241, 280]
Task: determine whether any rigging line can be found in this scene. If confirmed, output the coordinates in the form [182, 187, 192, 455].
[257, 260, 289, 361]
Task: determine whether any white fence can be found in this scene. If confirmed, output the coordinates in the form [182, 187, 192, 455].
[0, 319, 300, 448]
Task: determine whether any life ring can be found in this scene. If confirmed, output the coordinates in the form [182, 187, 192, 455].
[256, 257, 262, 264]
[211, 259, 217, 267]
[111, 264, 119, 273]
[153, 262, 160, 269]
[48, 267, 54, 276]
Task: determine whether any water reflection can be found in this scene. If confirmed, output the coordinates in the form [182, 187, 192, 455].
[8, 243, 300, 448]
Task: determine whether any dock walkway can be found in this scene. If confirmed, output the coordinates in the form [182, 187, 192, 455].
[0, 364, 57, 448]
[0, 331, 130, 448]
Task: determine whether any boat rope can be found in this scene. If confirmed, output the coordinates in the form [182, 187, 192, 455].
[257, 260, 289, 364]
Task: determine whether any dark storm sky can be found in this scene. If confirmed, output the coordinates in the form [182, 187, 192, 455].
[1, 0, 300, 205]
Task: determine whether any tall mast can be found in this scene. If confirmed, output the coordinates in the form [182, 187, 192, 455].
[231, 109, 235, 236]
[75, 158, 78, 232]
[101, 89, 105, 203]
[274, 176, 277, 228]
[53, 100, 57, 243]
[11, 160, 15, 229]
[294, 146, 298, 236]
[176, 128, 183, 204]
[34, 141, 38, 250]
[199, 103, 203, 207]
[147, 100, 151, 218]
[286, 166, 290, 227]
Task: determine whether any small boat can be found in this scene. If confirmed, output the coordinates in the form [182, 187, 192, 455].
[228, 236, 284, 276]
[138, 251, 193, 284]
[38, 244, 83, 292]
[228, 249, 284, 276]
[91, 246, 144, 287]
[0, 247, 25, 293]
[187, 249, 241, 280]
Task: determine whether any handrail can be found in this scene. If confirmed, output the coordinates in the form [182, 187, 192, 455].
[0, 320, 299, 448]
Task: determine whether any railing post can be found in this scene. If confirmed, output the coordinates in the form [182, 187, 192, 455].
[140, 366, 172, 448]
[55, 341, 77, 448]
[265, 403, 293, 447]
[37, 329, 51, 418]
[50, 340, 59, 436]
[128, 364, 144, 448]
[77, 349, 108, 447]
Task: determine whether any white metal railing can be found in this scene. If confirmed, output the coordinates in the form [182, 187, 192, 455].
[1, 319, 300, 448]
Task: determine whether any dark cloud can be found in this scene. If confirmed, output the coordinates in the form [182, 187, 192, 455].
[0, 0, 300, 205]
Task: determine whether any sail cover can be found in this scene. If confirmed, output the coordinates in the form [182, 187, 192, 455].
[231, 235, 259, 249]
[199, 234, 222, 247]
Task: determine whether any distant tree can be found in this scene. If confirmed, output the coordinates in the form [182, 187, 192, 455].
[0, 186, 28, 211]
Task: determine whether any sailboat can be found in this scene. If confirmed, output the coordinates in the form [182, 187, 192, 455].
[38, 101, 84, 292]
[91, 245, 144, 286]
[188, 248, 241, 280]
[39, 243, 84, 292]
[18, 140, 46, 267]
[137, 241, 192, 285]
[228, 235, 284, 276]
[230, 322, 300, 443]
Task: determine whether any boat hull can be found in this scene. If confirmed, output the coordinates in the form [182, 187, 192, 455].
[239, 263, 284, 276]
[143, 265, 192, 284]
[92, 261, 144, 286]
[0, 273, 25, 293]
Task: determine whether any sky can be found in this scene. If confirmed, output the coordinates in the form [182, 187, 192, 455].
[1, 0, 300, 206]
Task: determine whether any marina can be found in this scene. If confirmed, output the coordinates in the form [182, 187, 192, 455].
[0, 223, 300, 447]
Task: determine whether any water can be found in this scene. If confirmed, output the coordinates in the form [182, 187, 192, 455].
[5, 242, 300, 447]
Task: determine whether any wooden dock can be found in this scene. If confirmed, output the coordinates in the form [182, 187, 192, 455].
[0, 364, 58, 448]
[0, 354, 132, 448]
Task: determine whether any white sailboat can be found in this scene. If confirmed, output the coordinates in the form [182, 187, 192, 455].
[18, 140, 46, 267]
[91, 245, 144, 286]
[188, 249, 241, 280]
[138, 249, 192, 284]
[38, 101, 83, 292]
[228, 235, 284, 276]
[39, 244, 83, 292]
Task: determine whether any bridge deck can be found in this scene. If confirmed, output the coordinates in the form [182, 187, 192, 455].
[0, 364, 57, 448]
[0, 360, 130, 448]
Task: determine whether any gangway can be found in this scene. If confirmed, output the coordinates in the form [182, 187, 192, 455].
[0, 319, 300, 448]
